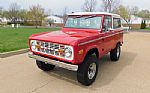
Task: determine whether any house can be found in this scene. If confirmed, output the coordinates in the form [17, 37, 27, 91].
[45, 15, 63, 27]
[0, 17, 8, 26]
[122, 15, 142, 29]
[143, 18, 150, 27]
[122, 15, 150, 29]
[0, 17, 7, 22]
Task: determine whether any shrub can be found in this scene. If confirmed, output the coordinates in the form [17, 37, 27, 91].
[141, 20, 146, 29]
[143, 20, 146, 28]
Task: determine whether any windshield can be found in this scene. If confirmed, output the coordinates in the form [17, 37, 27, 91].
[64, 16, 102, 29]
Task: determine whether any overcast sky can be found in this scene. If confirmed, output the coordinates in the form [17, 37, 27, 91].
[0, 0, 150, 15]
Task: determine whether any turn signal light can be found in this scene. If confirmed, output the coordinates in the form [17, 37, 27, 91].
[78, 49, 84, 55]
[58, 49, 64, 53]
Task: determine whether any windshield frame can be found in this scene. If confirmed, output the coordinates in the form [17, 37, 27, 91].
[64, 15, 102, 30]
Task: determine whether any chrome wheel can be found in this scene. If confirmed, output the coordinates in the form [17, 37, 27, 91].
[88, 63, 96, 79]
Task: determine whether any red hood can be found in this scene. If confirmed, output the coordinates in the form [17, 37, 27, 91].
[29, 30, 99, 46]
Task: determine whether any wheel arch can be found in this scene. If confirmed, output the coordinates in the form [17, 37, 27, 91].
[116, 41, 122, 46]
[117, 41, 123, 46]
[84, 46, 100, 59]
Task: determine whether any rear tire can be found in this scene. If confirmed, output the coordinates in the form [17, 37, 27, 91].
[36, 60, 55, 71]
[110, 44, 121, 61]
[77, 55, 98, 86]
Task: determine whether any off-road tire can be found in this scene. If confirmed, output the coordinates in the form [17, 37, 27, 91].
[36, 60, 55, 71]
[77, 55, 98, 86]
[110, 44, 121, 61]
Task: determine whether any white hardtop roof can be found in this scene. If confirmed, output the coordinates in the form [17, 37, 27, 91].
[68, 12, 120, 18]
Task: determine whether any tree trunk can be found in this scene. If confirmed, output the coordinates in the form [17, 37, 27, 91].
[123, 18, 131, 30]
[35, 20, 38, 29]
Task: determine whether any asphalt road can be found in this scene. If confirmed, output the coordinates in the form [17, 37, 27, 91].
[0, 32, 150, 93]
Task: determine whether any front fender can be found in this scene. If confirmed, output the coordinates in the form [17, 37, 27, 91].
[76, 44, 100, 64]
[84, 45, 99, 58]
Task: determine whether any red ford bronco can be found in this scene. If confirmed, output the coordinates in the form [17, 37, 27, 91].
[29, 12, 123, 86]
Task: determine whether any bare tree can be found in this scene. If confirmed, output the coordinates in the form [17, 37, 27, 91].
[6, 3, 20, 27]
[102, 0, 121, 12]
[45, 9, 52, 16]
[113, 5, 129, 24]
[0, 7, 3, 16]
[130, 6, 139, 15]
[113, 5, 131, 29]
[126, 6, 139, 27]
[9, 3, 20, 20]
[138, 9, 150, 18]
[62, 7, 69, 22]
[18, 9, 28, 21]
[128, 6, 139, 16]
[28, 4, 45, 28]
[82, 0, 97, 12]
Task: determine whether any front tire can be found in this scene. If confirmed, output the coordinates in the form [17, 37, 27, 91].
[36, 60, 55, 71]
[77, 55, 98, 86]
[110, 44, 121, 61]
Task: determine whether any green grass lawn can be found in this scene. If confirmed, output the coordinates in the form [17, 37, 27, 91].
[144, 28, 150, 30]
[0, 27, 61, 53]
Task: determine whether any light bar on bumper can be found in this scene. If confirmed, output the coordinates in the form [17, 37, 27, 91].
[28, 52, 78, 71]
[30, 40, 74, 60]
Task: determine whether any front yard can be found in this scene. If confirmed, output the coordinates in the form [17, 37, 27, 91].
[0, 27, 60, 53]
[145, 28, 150, 30]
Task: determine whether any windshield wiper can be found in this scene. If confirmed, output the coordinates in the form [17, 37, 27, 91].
[75, 16, 83, 18]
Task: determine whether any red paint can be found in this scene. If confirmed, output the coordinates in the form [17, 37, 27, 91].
[29, 12, 123, 65]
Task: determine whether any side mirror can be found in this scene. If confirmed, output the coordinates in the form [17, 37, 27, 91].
[102, 27, 106, 31]
[102, 25, 107, 31]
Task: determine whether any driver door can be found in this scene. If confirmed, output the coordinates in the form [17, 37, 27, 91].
[101, 15, 113, 53]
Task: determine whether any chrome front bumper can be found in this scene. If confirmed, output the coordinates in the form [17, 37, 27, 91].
[28, 52, 78, 71]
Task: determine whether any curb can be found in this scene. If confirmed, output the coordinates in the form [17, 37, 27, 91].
[0, 48, 29, 58]
[130, 30, 150, 33]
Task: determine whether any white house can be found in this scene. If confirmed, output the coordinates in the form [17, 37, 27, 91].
[121, 15, 142, 25]
[129, 15, 142, 24]
[122, 15, 150, 29]
[143, 18, 150, 27]
[45, 15, 63, 27]
[45, 15, 63, 24]
[0, 17, 8, 26]
[0, 17, 8, 23]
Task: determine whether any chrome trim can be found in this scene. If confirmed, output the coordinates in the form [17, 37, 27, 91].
[28, 52, 78, 71]
[30, 40, 74, 60]
[78, 31, 123, 46]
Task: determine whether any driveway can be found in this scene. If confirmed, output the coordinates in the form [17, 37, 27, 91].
[0, 32, 150, 93]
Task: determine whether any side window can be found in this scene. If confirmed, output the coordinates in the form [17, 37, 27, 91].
[113, 18, 121, 29]
[103, 16, 112, 32]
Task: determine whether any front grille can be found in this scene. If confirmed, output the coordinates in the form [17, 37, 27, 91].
[35, 41, 65, 58]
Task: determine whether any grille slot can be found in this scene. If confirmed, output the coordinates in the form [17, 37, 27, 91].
[36, 41, 65, 58]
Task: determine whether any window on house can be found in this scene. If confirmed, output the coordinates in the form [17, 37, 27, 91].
[113, 18, 121, 29]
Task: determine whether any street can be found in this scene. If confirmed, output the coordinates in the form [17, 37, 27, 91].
[0, 32, 150, 93]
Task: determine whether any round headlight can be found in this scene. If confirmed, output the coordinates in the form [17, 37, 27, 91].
[64, 47, 72, 58]
[30, 40, 36, 50]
